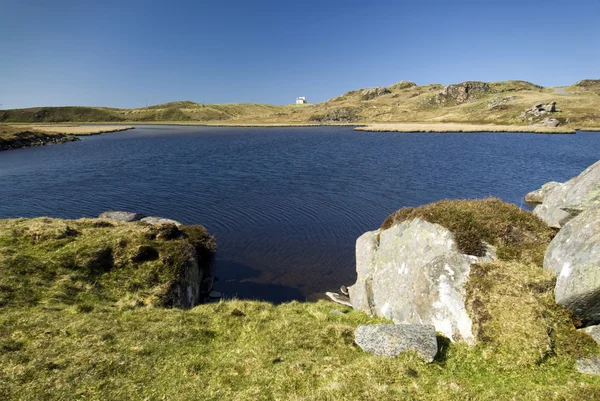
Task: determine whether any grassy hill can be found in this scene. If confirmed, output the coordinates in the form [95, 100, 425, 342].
[2, 79, 600, 129]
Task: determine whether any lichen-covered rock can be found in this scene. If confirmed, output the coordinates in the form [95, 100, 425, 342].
[545, 206, 600, 324]
[524, 181, 562, 204]
[531, 160, 600, 228]
[99, 211, 145, 222]
[354, 324, 438, 361]
[348, 218, 495, 343]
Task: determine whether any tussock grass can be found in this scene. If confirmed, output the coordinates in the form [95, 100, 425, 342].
[0, 218, 215, 310]
[381, 198, 555, 263]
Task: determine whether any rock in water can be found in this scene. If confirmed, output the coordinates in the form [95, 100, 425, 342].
[99, 211, 145, 222]
[348, 218, 495, 343]
[530, 160, 600, 228]
[545, 206, 600, 324]
[354, 324, 438, 362]
[576, 357, 600, 375]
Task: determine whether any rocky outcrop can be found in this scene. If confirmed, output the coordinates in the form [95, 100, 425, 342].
[544, 206, 600, 324]
[309, 107, 359, 123]
[141, 216, 183, 227]
[581, 325, 600, 345]
[528, 160, 600, 228]
[348, 218, 495, 344]
[360, 87, 391, 101]
[431, 81, 490, 105]
[0, 131, 79, 151]
[389, 80, 417, 90]
[519, 102, 560, 124]
[354, 324, 438, 361]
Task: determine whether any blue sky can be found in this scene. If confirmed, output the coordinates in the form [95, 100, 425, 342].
[1, 0, 599, 109]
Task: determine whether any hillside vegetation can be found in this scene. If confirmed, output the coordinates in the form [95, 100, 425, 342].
[2, 79, 600, 129]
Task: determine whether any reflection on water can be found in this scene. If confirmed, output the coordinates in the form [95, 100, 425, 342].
[1, 126, 599, 302]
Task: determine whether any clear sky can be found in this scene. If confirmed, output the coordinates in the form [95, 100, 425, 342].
[1, 0, 599, 109]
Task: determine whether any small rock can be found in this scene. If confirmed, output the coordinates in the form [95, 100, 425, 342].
[354, 324, 438, 362]
[140, 216, 183, 227]
[208, 291, 222, 299]
[576, 357, 600, 375]
[99, 211, 145, 222]
[580, 325, 600, 345]
[340, 285, 349, 296]
[326, 292, 353, 307]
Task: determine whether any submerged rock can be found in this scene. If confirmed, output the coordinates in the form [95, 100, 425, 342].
[354, 324, 438, 361]
[348, 218, 495, 344]
[545, 206, 600, 324]
[529, 160, 600, 228]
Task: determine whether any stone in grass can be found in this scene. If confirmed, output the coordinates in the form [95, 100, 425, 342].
[581, 325, 600, 345]
[354, 324, 438, 362]
[576, 357, 600, 375]
[99, 211, 145, 222]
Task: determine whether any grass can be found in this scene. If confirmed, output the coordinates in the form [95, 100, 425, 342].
[14, 125, 134, 136]
[2, 205, 600, 400]
[0, 125, 78, 150]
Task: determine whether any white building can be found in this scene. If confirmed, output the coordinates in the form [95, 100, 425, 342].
[296, 96, 307, 104]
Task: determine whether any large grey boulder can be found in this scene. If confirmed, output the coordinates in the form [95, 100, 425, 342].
[354, 324, 438, 362]
[530, 160, 600, 228]
[544, 206, 600, 324]
[99, 211, 145, 222]
[348, 218, 495, 344]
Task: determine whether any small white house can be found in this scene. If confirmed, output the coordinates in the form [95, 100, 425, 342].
[296, 96, 307, 104]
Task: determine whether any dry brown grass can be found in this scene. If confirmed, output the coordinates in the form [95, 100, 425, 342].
[17, 124, 134, 135]
[355, 123, 576, 134]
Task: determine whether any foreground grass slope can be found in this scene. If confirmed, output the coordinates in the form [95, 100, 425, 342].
[2, 79, 599, 129]
[1, 209, 599, 400]
[0, 125, 78, 150]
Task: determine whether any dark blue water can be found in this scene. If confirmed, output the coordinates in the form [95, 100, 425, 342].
[1, 126, 599, 302]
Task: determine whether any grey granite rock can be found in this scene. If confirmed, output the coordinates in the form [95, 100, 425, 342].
[530, 160, 600, 228]
[348, 218, 495, 344]
[576, 357, 600, 375]
[354, 324, 438, 362]
[98, 211, 145, 222]
[524, 181, 562, 204]
[545, 206, 600, 324]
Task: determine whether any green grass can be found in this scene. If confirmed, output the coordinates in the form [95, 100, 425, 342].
[1, 208, 600, 400]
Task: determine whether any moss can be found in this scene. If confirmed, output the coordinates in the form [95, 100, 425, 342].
[0, 218, 214, 309]
[381, 198, 554, 263]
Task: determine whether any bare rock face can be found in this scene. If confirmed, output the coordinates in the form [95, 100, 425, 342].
[432, 81, 490, 105]
[529, 160, 600, 228]
[519, 101, 560, 123]
[544, 206, 600, 325]
[354, 324, 438, 361]
[361, 87, 391, 101]
[576, 357, 600, 375]
[348, 218, 495, 344]
[141, 216, 183, 227]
